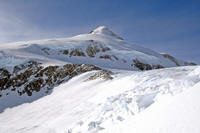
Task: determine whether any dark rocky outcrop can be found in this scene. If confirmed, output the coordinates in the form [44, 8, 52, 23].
[86, 40, 111, 57]
[99, 55, 118, 61]
[69, 48, 86, 57]
[161, 53, 196, 66]
[61, 50, 69, 55]
[0, 68, 11, 92]
[85, 70, 113, 81]
[161, 54, 180, 66]
[41, 47, 50, 55]
[0, 61, 102, 97]
[132, 59, 164, 71]
[86, 44, 100, 57]
[184, 62, 196, 66]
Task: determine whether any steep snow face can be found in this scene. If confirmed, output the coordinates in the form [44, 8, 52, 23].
[0, 66, 200, 133]
[0, 26, 184, 70]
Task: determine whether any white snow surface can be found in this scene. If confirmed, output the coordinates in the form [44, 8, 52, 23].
[0, 26, 178, 70]
[105, 82, 200, 133]
[0, 66, 200, 133]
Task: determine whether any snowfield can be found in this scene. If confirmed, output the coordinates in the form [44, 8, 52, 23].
[0, 26, 199, 133]
[0, 66, 200, 133]
[104, 81, 200, 133]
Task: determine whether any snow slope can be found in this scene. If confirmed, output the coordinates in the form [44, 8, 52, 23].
[0, 66, 200, 133]
[0, 26, 184, 70]
[105, 80, 200, 133]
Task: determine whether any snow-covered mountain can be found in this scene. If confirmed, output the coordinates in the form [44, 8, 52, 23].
[0, 26, 193, 71]
[0, 26, 199, 133]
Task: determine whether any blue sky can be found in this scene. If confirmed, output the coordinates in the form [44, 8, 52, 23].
[0, 0, 200, 63]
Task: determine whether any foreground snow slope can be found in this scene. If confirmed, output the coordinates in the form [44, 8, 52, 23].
[0, 26, 188, 71]
[105, 81, 200, 133]
[0, 66, 200, 133]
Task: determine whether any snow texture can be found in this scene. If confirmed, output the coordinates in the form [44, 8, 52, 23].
[0, 66, 200, 133]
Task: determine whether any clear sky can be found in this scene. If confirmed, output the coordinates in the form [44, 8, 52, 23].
[0, 0, 200, 63]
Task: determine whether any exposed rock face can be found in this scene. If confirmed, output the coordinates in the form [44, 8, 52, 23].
[62, 50, 69, 55]
[86, 44, 100, 57]
[132, 59, 164, 71]
[0, 61, 42, 93]
[41, 47, 50, 55]
[184, 62, 196, 66]
[52, 40, 111, 58]
[0, 61, 102, 97]
[161, 53, 196, 66]
[85, 70, 113, 81]
[85, 40, 111, 58]
[69, 48, 86, 57]
[38, 41, 197, 71]
[161, 54, 180, 66]
[86, 41, 101, 57]
[99, 55, 118, 61]
[0, 69, 11, 94]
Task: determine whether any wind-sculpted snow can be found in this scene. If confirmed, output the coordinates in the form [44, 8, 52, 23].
[69, 66, 200, 133]
[0, 66, 200, 133]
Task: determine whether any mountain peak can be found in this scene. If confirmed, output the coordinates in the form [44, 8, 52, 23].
[89, 26, 123, 40]
[89, 26, 110, 34]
